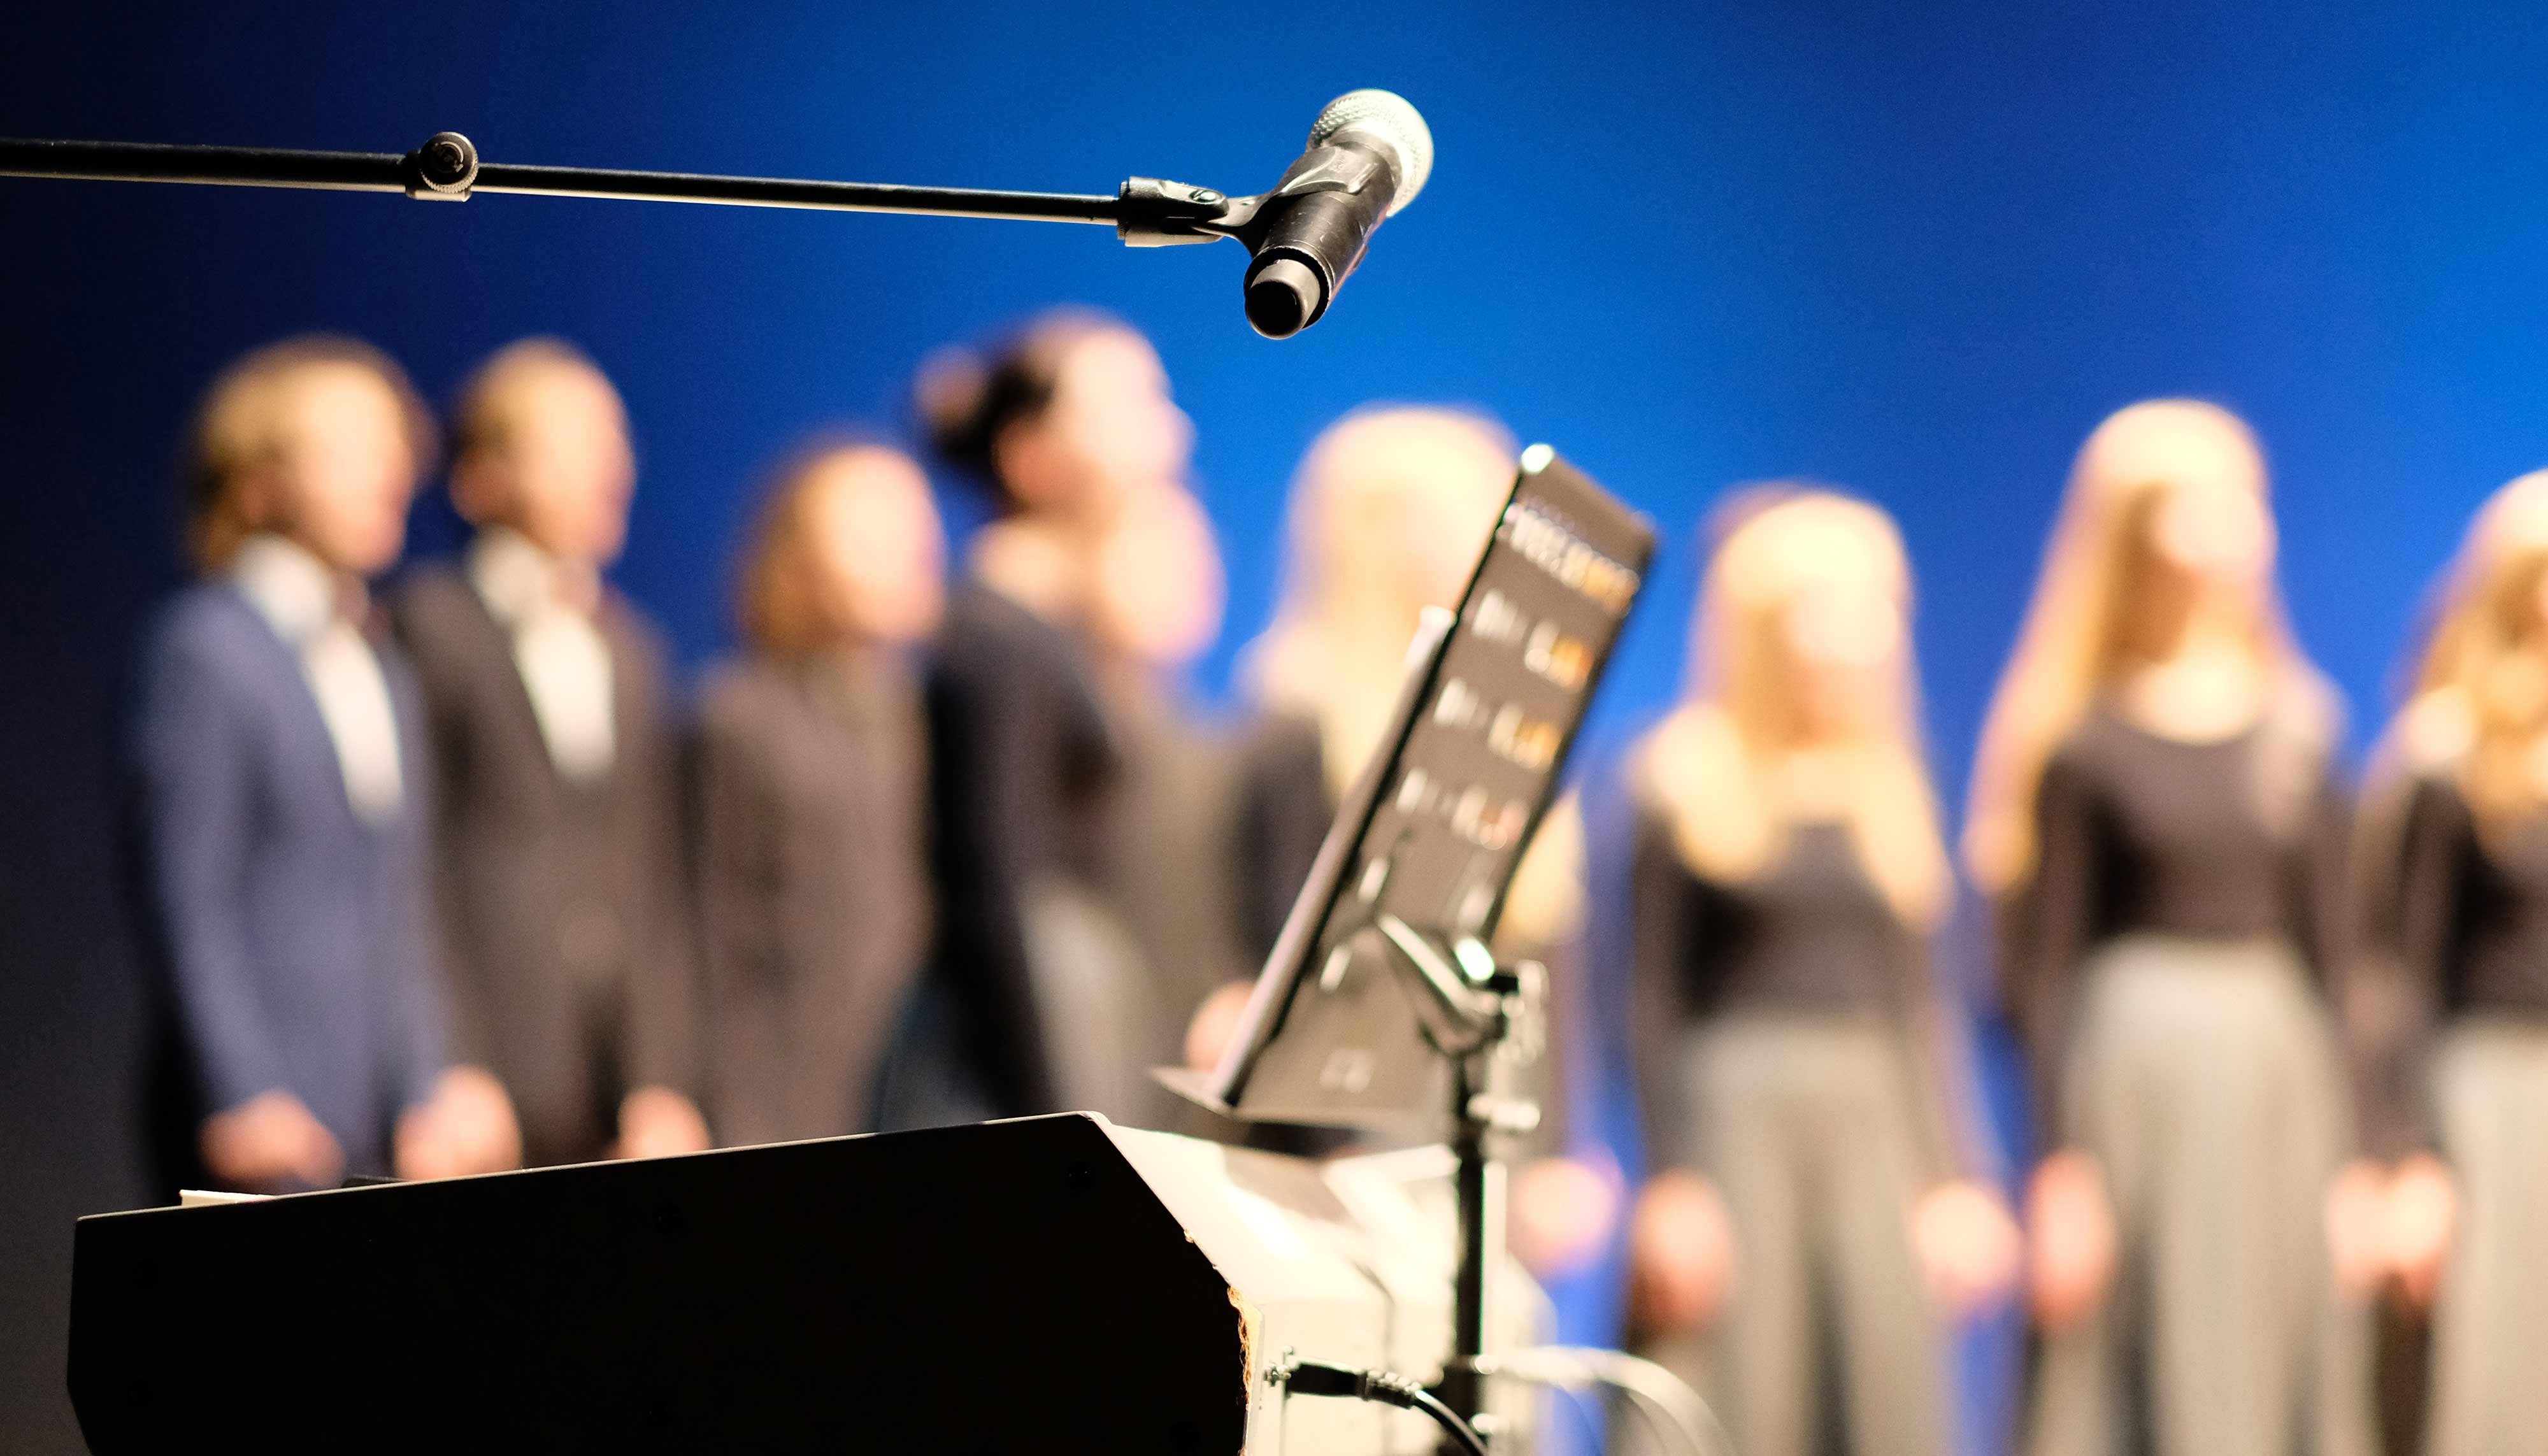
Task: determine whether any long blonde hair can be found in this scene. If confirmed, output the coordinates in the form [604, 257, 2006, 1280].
[1636, 489, 1950, 930]
[2393, 470, 2548, 840]
[1243, 405, 1517, 797]
[1240, 404, 1587, 947]
[1963, 399, 2330, 894]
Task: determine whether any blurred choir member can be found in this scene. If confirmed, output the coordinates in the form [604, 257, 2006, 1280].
[698, 442, 943, 1144]
[391, 339, 708, 1165]
[134, 336, 517, 1193]
[1200, 406, 1615, 1275]
[1623, 490, 2017, 1456]
[1082, 482, 1261, 1108]
[1965, 401, 2374, 1456]
[911, 309, 1192, 1124]
[1232, 408, 1524, 962]
[2347, 472, 2548, 1455]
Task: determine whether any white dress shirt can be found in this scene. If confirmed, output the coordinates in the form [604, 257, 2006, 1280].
[229, 533, 406, 826]
[466, 527, 616, 783]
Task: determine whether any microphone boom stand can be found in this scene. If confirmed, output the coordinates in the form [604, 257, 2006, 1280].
[0, 131, 1267, 245]
[1368, 913, 1542, 1445]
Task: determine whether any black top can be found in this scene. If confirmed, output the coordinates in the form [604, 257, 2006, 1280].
[1227, 712, 1334, 966]
[923, 579, 1120, 1117]
[2397, 774, 2548, 1020]
[2359, 773, 2548, 1153]
[1629, 810, 1950, 1176]
[2004, 708, 2349, 1145]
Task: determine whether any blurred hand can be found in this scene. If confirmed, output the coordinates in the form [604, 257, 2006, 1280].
[2324, 1159, 2390, 1301]
[1510, 1154, 1622, 1280]
[1629, 1169, 1739, 1336]
[1184, 980, 1255, 1073]
[1913, 1178, 2023, 1318]
[613, 1085, 711, 1160]
[2382, 1153, 2458, 1310]
[2025, 1150, 2117, 1334]
[394, 1065, 521, 1180]
[200, 1090, 344, 1192]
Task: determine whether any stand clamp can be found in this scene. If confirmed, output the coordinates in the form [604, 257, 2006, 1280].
[403, 131, 478, 200]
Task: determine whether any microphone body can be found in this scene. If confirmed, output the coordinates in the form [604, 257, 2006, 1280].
[1242, 90, 1433, 338]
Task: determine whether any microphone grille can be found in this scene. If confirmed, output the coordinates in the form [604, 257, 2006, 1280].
[1308, 89, 1433, 214]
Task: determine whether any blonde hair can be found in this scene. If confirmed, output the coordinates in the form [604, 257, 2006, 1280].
[1242, 404, 1587, 948]
[181, 335, 430, 573]
[1635, 489, 1951, 930]
[1242, 405, 1517, 796]
[2394, 470, 2548, 839]
[447, 336, 612, 470]
[1963, 399, 2331, 893]
[733, 439, 920, 657]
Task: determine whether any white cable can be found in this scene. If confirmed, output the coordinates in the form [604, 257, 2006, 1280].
[1470, 1345, 1734, 1456]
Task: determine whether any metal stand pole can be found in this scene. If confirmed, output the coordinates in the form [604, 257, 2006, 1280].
[0, 133, 1254, 243]
[1440, 1049, 1496, 1437]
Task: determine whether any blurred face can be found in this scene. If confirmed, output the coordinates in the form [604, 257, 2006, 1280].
[2149, 477, 2273, 587]
[798, 450, 945, 646]
[996, 328, 1192, 518]
[2126, 477, 2275, 641]
[1094, 485, 1225, 669]
[1775, 575, 1905, 741]
[1395, 486, 1496, 617]
[1309, 419, 1512, 641]
[461, 362, 636, 567]
[2498, 556, 2548, 650]
[245, 363, 416, 577]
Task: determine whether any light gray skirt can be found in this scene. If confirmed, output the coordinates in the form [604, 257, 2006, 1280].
[2424, 1019, 2548, 1456]
[1636, 1015, 1952, 1456]
[2025, 935, 2375, 1456]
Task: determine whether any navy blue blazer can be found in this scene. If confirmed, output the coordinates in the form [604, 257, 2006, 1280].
[132, 582, 451, 1180]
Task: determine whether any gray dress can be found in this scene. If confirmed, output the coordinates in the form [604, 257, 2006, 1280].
[1629, 811, 1964, 1456]
[2010, 711, 2374, 1456]
[696, 653, 933, 1144]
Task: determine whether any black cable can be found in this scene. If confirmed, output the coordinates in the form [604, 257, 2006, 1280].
[1273, 1358, 1491, 1456]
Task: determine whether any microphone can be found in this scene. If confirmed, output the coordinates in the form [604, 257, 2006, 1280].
[1242, 90, 1433, 339]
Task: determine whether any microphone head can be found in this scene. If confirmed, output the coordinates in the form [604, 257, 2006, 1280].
[1307, 89, 1433, 214]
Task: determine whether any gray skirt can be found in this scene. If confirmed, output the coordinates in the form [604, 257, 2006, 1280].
[2026, 935, 2375, 1456]
[2424, 1019, 2548, 1456]
[1637, 1016, 1952, 1456]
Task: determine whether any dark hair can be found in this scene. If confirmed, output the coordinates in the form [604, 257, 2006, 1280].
[912, 306, 1126, 510]
[180, 333, 433, 572]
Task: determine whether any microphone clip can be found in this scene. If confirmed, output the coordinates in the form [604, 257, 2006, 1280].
[1113, 175, 1263, 247]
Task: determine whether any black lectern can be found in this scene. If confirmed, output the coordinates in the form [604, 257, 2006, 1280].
[71, 1114, 1550, 1453]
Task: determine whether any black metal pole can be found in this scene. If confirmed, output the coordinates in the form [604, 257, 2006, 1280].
[0, 138, 409, 192]
[1441, 1051, 1492, 1445]
[0, 136, 1133, 225]
[468, 162, 1120, 223]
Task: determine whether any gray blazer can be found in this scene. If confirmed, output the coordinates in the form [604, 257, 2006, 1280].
[391, 565, 700, 1165]
[697, 653, 933, 1143]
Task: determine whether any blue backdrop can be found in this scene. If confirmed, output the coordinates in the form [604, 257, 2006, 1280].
[6, 4, 2547, 1450]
